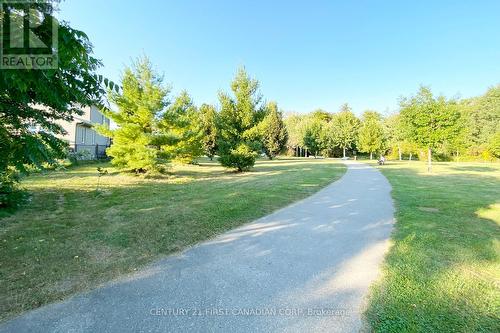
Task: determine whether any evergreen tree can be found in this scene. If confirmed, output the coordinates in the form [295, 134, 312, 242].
[199, 104, 218, 160]
[259, 102, 288, 159]
[358, 111, 384, 160]
[159, 91, 203, 163]
[99, 57, 168, 173]
[217, 68, 264, 171]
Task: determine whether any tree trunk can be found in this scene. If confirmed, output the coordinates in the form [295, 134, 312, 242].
[343, 147, 346, 158]
[427, 147, 432, 172]
[299, 147, 302, 157]
[398, 145, 402, 161]
[305, 148, 308, 157]
[409, 153, 412, 161]
[370, 152, 373, 160]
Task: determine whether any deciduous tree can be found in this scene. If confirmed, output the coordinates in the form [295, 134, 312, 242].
[399, 86, 461, 171]
[0, 3, 114, 205]
[331, 104, 360, 157]
[358, 111, 384, 160]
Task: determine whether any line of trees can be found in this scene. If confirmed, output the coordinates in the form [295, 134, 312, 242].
[97, 58, 288, 173]
[284, 85, 500, 170]
[1, 1, 498, 208]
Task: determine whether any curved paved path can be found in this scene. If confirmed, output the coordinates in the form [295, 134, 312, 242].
[0, 161, 394, 333]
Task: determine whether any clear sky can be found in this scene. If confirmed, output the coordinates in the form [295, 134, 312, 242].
[59, 0, 500, 115]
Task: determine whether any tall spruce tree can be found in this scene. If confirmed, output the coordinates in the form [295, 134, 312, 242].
[217, 68, 264, 171]
[259, 102, 288, 159]
[159, 91, 203, 163]
[199, 104, 218, 160]
[99, 57, 168, 173]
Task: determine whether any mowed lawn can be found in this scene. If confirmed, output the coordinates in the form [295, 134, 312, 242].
[0, 158, 345, 321]
[365, 161, 500, 332]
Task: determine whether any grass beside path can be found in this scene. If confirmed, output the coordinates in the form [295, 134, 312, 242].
[365, 161, 500, 332]
[0, 158, 345, 322]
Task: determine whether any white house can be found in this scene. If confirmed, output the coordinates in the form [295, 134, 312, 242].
[56, 105, 111, 158]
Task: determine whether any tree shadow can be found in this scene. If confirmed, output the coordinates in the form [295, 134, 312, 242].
[0, 159, 346, 322]
[449, 165, 498, 172]
[0, 163, 387, 332]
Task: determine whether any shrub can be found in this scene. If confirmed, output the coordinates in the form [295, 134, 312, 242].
[488, 131, 500, 158]
[0, 170, 24, 209]
[219, 144, 257, 171]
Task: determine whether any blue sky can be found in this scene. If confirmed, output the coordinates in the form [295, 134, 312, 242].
[59, 0, 500, 115]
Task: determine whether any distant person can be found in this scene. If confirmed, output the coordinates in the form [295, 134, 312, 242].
[378, 155, 385, 165]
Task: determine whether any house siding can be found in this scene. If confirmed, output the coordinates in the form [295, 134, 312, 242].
[55, 105, 111, 158]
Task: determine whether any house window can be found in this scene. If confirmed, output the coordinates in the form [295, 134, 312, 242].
[78, 126, 85, 144]
[91, 130, 96, 144]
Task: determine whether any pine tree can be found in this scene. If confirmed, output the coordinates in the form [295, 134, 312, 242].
[199, 104, 218, 160]
[98, 57, 168, 173]
[217, 68, 264, 171]
[259, 102, 288, 159]
[159, 91, 203, 163]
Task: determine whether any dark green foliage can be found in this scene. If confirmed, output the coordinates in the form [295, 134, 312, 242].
[218, 144, 257, 171]
[259, 102, 288, 159]
[0, 3, 113, 207]
[303, 118, 323, 157]
[199, 104, 218, 160]
[217, 68, 264, 171]
[463, 85, 500, 147]
[0, 169, 25, 209]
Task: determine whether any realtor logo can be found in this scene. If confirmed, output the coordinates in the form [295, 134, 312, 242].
[1, 0, 58, 69]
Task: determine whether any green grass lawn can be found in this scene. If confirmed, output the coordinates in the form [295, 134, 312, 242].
[365, 161, 500, 332]
[0, 158, 345, 322]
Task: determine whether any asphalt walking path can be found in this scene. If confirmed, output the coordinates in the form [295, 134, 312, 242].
[0, 161, 394, 333]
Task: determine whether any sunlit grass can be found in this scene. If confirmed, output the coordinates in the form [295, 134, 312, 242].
[365, 161, 500, 332]
[0, 157, 345, 321]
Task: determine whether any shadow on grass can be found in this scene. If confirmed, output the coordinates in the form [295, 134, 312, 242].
[449, 165, 498, 172]
[365, 164, 500, 332]
[0, 160, 387, 332]
[0, 159, 346, 322]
